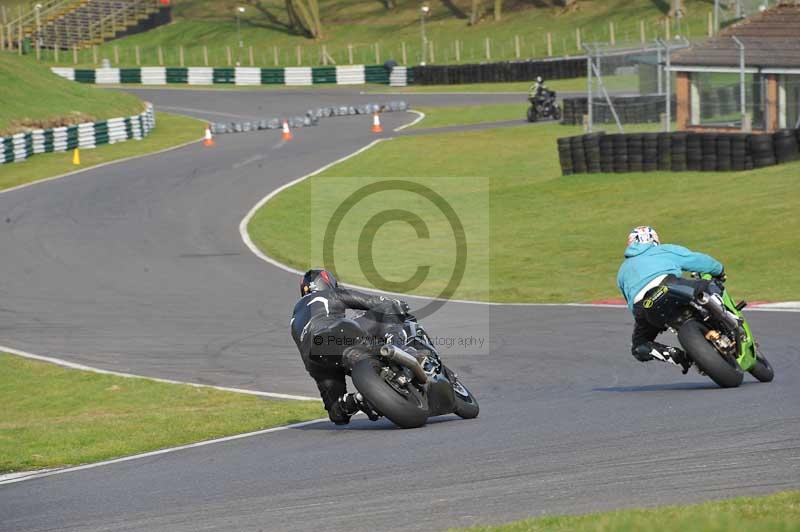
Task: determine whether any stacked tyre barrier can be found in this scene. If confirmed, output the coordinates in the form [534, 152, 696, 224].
[561, 95, 675, 126]
[0, 104, 155, 165]
[408, 53, 633, 85]
[208, 101, 408, 135]
[557, 128, 800, 176]
[51, 65, 406, 87]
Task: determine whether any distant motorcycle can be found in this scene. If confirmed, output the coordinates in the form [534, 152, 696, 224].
[641, 273, 774, 388]
[350, 317, 479, 428]
[527, 89, 561, 122]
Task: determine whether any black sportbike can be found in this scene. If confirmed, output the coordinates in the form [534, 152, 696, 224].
[641, 273, 774, 388]
[527, 89, 561, 122]
[350, 318, 479, 429]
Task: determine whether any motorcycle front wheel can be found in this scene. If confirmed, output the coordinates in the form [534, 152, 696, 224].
[749, 351, 774, 382]
[442, 365, 479, 419]
[351, 358, 429, 428]
[527, 106, 538, 122]
[678, 320, 743, 388]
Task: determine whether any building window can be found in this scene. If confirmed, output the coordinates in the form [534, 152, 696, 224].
[783, 75, 800, 130]
[692, 72, 766, 130]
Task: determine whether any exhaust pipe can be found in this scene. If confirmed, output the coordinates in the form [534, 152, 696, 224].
[379, 345, 428, 384]
[697, 292, 740, 331]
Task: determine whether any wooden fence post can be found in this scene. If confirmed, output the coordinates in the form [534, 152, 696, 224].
[429, 40, 434, 64]
[347, 44, 353, 64]
[201, 45, 207, 66]
[401, 42, 406, 64]
[114, 45, 119, 65]
[273, 45, 279, 66]
[576, 28, 581, 51]
[547, 32, 552, 56]
[136, 45, 141, 66]
[455, 39, 461, 62]
[226, 46, 232, 66]
[179, 45, 184, 66]
[665, 18, 671, 40]
[158, 45, 163, 66]
[707, 12, 713, 37]
[514, 35, 520, 59]
[485, 37, 491, 60]
[249, 45, 254, 66]
[296, 45, 301, 65]
[73, 45, 78, 65]
[92, 45, 98, 64]
[609, 22, 615, 45]
[54, 45, 58, 63]
[374, 42, 379, 64]
[640, 19, 646, 43]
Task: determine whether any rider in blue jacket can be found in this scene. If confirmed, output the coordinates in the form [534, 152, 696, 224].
[617, 226, 724, 372]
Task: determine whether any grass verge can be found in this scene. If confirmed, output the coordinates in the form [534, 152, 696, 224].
[0, 112, 204, 192]
[409, 103, 525, 129]
[0, 353, 324, 473]
[248, 114, 800, 303]
[456, 490, 800, 532]
[0, 53, 143, 135]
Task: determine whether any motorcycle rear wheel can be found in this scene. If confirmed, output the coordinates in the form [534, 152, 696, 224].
[678, 320, 743, 388]
[351, 358, 429, 428]
[749, 352, 774, 383]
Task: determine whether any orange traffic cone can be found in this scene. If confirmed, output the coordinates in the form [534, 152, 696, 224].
[371, 112, 383, 133]
[282, 120, 293, 141]
[203, 126, 215, 147]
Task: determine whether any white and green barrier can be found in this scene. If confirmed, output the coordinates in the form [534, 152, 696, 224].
[0, 103, 155, 165]
[51, 65, 410, 87]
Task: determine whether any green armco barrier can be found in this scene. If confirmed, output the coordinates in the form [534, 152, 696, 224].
[0, 105, 155, 165]
[120, 68, 142, 84]
[261, 68, 284, 84]
[166, 67, 188, 83]
[312, 66, 336, 84]
[365, 65, 389, 84]
[213, 67, 235, 84]
[74, 69, 96, 84]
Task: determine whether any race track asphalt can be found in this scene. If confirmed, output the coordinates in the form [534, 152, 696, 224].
[0, 88, 797, 532]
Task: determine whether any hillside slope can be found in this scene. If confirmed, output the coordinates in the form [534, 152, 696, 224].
[0, 53, 143, 135]
[78, 0, 718, 67]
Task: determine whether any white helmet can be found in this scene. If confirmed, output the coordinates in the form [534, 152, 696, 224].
[536, 76, 543, 83]
[627, 226, 660, 246]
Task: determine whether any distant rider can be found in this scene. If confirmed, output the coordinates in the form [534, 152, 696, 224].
[290, 269, 410, 425]
[617, 226, 725, 372]
[528, 76, 548, 101]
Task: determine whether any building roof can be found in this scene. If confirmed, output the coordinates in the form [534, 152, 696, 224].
[672, 3, 800, 69]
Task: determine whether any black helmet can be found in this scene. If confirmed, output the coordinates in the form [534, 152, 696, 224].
[300, 269, 338, 296]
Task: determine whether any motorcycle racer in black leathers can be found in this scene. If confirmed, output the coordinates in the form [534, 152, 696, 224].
[290, 269, 410, 425]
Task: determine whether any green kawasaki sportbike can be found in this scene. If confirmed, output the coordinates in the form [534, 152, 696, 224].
[642, 273, 774, 388]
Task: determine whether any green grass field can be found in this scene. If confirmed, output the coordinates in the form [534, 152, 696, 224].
[457, 491, 800, 532]
[0, 53, 143, 135]
[248, 116, 800, 304]
[409, 103, 525, 129]
[34, 0, 720, 67]
[0, 111, 204, 191]
[0, 353, 324, 473]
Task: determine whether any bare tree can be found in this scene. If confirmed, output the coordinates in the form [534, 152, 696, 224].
[469, 0, 483, 25]
[283, 0, 323, 39]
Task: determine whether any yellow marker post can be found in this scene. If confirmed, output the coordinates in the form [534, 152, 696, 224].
[72, 148, 80, 165]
